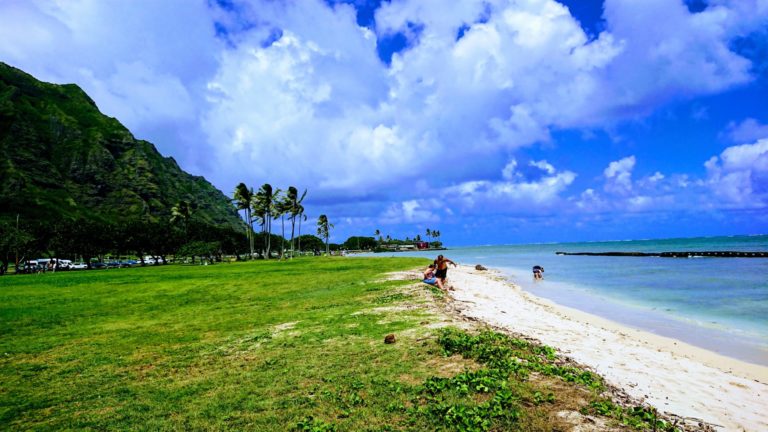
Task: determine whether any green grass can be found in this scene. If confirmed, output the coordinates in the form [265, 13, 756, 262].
[0, 258, 673, 431]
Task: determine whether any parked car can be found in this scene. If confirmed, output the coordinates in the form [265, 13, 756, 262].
[20, 260, 41, 273]
[71, 262, 88, 270]
[34, 258, 73, 270]
[90, 262, 107, 269]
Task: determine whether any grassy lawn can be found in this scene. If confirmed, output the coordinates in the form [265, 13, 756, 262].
[0, 258, 672, 431]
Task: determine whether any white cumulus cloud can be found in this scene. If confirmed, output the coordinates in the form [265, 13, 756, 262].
[604, 155, 636, 196]
[705, 138, 768, 206]
[723, 118, 768, 143]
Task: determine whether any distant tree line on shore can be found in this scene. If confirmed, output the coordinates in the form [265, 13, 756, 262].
[368, 228, 443, 251]
[339, 229, 444, 253]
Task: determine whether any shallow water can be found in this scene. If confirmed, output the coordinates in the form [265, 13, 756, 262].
[363, 235, 768, 365]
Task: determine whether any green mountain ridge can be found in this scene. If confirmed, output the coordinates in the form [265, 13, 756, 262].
[0, 62, 243, 230]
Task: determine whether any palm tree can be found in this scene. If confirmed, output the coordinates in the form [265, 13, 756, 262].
[275, 191, 290, 259]
[296, 205, 307, 253]
[316, 214, 333, 255]
[426, 228, 432, 244]
[375, 229, 381, 248]
[253, 183, 280, 259]
[170, 200, 192, 236]
[233, 183, 254, 259]
[434, 230, 441, 246]
[287, 186, 307, 258]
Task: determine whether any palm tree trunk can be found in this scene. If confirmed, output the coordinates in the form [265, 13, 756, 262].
[249, 209, 255, 259]
[266, 213, 272, 259]
[298, 215, 302, 253]
[290, 215, 296, 259]
[280, 215, 285, 260]
[247, 208, 253, 259]
[261, 219, 266, 258]
[243, 208, 248, 258]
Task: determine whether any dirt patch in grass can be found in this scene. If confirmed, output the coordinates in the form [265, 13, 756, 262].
[272, 321, 299, 334]
[396, 353, 482, 386]
[379, 270, 422, 282]
[426, 354, 480, 377]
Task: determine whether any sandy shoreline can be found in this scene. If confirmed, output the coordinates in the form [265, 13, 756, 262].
[445, 265, 768, 431]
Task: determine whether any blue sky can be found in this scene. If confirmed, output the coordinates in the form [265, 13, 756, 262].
[1, 0, 767, 245]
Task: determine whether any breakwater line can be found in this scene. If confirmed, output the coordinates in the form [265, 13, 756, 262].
[555, 251, 768, 258]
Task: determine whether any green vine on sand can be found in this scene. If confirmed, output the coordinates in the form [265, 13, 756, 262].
[408, 328, 678, 431]
[585, 399, 678, 431]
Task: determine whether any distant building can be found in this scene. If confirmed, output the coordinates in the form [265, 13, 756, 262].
[415, 241, 429, 250]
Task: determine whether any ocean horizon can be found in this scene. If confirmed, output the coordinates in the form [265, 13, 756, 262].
[363, 234, 768, 366]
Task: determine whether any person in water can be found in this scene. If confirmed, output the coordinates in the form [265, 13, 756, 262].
[423, 264, 445, 290]
[532, 265, 544, 280]
[435, 254, 457, 287]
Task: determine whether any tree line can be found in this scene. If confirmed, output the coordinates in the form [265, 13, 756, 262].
[0, 216, 332, 274]
[0, 182, 337, 274]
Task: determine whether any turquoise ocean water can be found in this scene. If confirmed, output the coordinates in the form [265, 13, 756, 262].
[366, 235, 768, 366]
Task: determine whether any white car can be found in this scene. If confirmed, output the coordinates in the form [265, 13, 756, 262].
[71, 262, 88, 270]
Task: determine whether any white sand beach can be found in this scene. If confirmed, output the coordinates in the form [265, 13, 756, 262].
[445, 265, 768, 431]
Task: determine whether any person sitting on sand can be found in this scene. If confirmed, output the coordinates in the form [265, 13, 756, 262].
[435, 254, 457, 287]
[423, 264, 445, 290]
[532, 265, 544, 280]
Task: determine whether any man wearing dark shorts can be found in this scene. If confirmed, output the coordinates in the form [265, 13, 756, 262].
[435, 254, 457, 286]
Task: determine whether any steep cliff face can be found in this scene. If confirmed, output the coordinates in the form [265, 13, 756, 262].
[0, 62, 243, 229]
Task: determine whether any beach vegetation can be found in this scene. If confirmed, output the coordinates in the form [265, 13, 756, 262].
[428, 328, 681, 431]
[585, 399, 677, 431]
